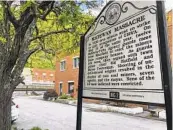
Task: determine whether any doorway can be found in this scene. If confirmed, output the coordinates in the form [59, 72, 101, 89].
[68, 82, 74, 94]
[59, 82, 63, 96]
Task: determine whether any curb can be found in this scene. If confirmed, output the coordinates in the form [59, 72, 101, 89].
[34, 96, 166, 122]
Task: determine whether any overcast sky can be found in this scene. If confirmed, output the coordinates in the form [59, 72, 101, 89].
[165, 0, 173, 11]
[89, 0, 173, 16]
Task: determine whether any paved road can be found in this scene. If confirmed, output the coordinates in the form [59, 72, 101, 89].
[12, 96, 166, 130]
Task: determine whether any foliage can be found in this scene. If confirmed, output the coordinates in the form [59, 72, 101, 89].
[12, 127, 18, 130]
[25, 51, 55, 69]
[58, 93, 71, 99]
[30, 127, 42, 130]
[12, 126, 49, 130]
[68, 97, 75, 100]
[26, 6, 94, 69]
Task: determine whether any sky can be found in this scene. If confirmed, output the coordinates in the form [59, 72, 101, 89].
[89, 0, 173, 16]
[165, 0, 173, 11]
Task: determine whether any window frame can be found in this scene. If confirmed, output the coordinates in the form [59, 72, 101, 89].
[59, 82, 63, 95]
[60, 60, 66, 71]
[42, 73, 46, 81]
[73, 56, 79, 69]
[68, 81, 74, 94]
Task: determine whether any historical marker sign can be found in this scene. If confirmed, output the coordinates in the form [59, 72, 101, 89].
[82, 1, 166, 104]
[77, 1, 172, 130]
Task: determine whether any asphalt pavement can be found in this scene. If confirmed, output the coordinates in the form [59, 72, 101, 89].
[12, 96, 166, 130]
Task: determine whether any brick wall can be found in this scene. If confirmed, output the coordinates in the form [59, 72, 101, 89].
[166, 10, 172, 65]
[55, 55, 79, 98]
[32, 68, 55, 83]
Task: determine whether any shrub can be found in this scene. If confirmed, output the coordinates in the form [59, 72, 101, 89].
[12, 127, 18, 130]
[58, 93, 70, 99]
[30, 127, 42, 130]
[11, 126, 48, 130]
[11, 127, 24, 130]
[68, 97, 75, 100]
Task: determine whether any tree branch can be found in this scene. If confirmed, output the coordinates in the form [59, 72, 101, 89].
[28, 47, 41, 55]
[30, 29, 72, 42]
[38, 38, 55, 55]
[11, 76, 24, 91]
[11, 47, 39, 82]
[39, 1, 55, 20]
[35, 25, 39, 36]
[38, 1, 53, 10]
[3, 1, 19, 29]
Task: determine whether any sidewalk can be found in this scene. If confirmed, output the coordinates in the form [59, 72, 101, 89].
[24, 95, 166, 121]
[83, 103, 143, 114]
[57, 99, 166, 121]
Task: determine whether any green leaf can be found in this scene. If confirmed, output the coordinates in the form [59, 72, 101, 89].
[20, 1, 33, 12]
[0, 36, 6, 43]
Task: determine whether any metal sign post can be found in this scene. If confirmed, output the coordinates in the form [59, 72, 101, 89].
[157, 2, 172, 130]
[76, 1, 172, 130]
[76, 36, 84, 130]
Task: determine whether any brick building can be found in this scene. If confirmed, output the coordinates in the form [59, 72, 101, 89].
[55, 11, 172, 100]
[55, 55, 79, 98]
[32, 68, 55, 85]
[167, 10, 172, 65]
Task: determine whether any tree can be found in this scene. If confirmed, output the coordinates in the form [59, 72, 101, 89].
[25, 3, 94, 69]
[0, 1, 100, 129]
[25, 51, 56, 69]
[25, 1, 97, 69]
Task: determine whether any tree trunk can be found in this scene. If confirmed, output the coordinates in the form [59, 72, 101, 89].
[0, 90, 12, 130]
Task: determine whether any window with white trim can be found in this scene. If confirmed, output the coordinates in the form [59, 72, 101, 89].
[50, 74, 54, 76]
[42, 73, 46, 76]
[60, 60, 66, 71]
[68, 82, 74, 94]
[42, 73, 46, 79]
[73, 57, 79, 68]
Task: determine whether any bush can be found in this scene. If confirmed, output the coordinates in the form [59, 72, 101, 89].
[58, 93, 70, 99]
[68, 97, 75, 100]
[30, 127, 42, 130]
[43, 89, 58, 100]
[12, 126, 48, 130]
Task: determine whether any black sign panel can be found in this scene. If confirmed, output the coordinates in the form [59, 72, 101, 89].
[110, 92, 120, 99]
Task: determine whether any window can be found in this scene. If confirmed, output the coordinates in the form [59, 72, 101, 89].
[60, 60, 66, 71]
[42, 73, 46, 81]
[73, 57, 79, 68]
[68, 82, 74, 94]
[50, 74, 53, 77]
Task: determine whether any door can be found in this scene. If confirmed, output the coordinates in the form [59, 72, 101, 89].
[68, 82, 74, 95]
[59, 83, 63, 96]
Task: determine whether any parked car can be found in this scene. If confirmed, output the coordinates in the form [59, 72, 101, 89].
[43, 89, 58, 100]
[11, 99, 19, 123]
